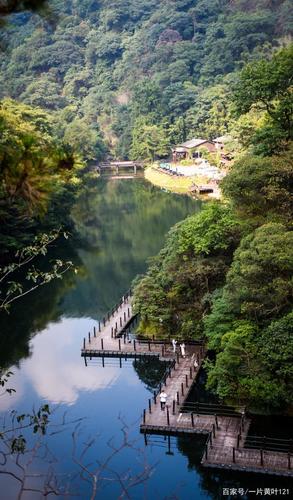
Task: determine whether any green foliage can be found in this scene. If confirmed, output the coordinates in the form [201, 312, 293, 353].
[205, 313, 293, 409]
[0, 230, 73, 311]
[0, 99, 85, 255]
[174, 203, 241, 256]
[232, 45, 293, 153]
[0, 0, 291, 155]
[130, 118, 169, 161]
[205, 224, 293, 408]
[133, 203, 241, 339]
[222, 145, 293, 227]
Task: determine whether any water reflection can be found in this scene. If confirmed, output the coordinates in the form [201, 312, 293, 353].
[0, 178, 199, 371]
[66, 178, 201, 317]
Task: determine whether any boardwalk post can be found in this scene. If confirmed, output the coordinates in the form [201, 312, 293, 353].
[115, 321, 118, 331]
[241, 413, 245, 431]
[103, 317, 106, 327]
[102, 356, 105, 368]
[144, 433, 148, 446]
[83, 338, 85, 349]
[124, 312, 126, 322]
[181, 383, 184, 396]
[233, 447, 236, 463]
[237, 433, 240, 448]
[176, 392, 180, 405]
[119, 357, 122, 368]
[215, 414, 219, 430]
[94, 327, 96, 338]
[111, 327, 113, 338]
[120, 317, 122, 327]
[88, 332, 91, 344]
[191, 412, 194, 428]
[128, 307, 130, 318]
[124, 333, 126, 344]
[134, 340, 136, 351]
[118, 339, 121, 351]
[101, 338, 104, 350]
[260, 449, 264, 466]
[143, 409, 146, 424]
[99, 322, 101, 332]
[166, 406, 170, 426]
[148, 399, 152, 414]
[84, 356, 87, 367]
[185, 374, 188, 388]
[190, 367, 192, 379]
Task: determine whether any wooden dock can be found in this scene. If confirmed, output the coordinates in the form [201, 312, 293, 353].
[81, 291, 293, 478]
[189, 183, 214, 194]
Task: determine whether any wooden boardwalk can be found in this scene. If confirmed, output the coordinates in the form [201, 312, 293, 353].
[81, 291, 293, 477]
[202, 428, 293, 476]
[81, 291, 134, 352]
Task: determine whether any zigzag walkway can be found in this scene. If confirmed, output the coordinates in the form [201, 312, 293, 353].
[81, 291, 293, 477]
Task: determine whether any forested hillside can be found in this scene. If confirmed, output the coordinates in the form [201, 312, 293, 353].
[0, 0, 292, 159]
[132, 44, 293, 412]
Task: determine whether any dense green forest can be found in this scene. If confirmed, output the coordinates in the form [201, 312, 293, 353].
[0, 1, 292, 410]
[0, 0, 292, 160]
[133, 44, 293, 412]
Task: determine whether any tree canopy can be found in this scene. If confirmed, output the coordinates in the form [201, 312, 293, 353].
[0, 0, 291, 159]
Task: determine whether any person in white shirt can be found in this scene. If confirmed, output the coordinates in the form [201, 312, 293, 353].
[159, 390, 167, 410]
[171, 338, 177, 353]
[180, 342, 186, 358]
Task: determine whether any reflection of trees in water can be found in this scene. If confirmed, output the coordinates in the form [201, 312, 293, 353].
[65, 179, 200, 317]
[132, 356, 169, 391]
[0, 178, 199, 369]
[185, 366, 219, 405]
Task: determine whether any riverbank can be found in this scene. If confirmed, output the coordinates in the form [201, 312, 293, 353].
[144, 165, 221, 198]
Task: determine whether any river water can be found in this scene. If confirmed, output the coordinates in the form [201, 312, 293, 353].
[0, 178, 291, 499]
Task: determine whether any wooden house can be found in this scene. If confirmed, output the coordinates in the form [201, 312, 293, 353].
[172, 138, 217, 161]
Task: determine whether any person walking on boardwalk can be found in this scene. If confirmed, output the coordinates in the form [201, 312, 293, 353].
[159, 390, 167, 410]
[180, 342, 186, 358]
[172, 338, 177, 353]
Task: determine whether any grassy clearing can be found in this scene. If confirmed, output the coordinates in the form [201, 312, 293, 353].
[144, 166, 208, 195]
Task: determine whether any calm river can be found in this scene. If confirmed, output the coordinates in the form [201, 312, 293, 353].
[0, 178, 291, 499]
